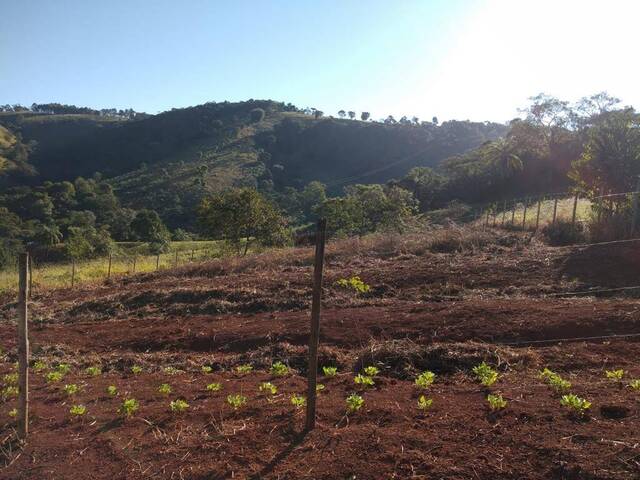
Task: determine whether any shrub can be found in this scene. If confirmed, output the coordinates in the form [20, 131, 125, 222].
[270, 361, 289, 377]
[69, 405, 87, 416]
[63, 384, 80, 396]
[106, 385, 118, 396]
[206, 383, 222, 392]
[322, 366, 338, 377]
[201, 366, 213, 374]
[560, 394, 591, 416]
[169, 399, 189, 413]
[227, 394, 248, 410]
[250, 107, 266, 123]
[85, 366, 101, 377]
[259, 382, 277, 395]
[346, 394, 364, 412]
[543, 219, 585, 246]
[472, 362, 498, 387]
[417, 395, 433, 411]
[415, 371, 436, 389]
[236, 364, 253, 375]
[354, 374, 374, 388]
[290, 394, 306, 409]
[363, 366, 379, 377]
[158, 383, 172, 396]
[487, 394, 507, 411]
[119, 398, 139, 417]
[336, 276, 371, 294]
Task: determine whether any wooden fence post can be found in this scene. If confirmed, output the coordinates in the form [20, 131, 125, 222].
[501, 200, 507, 226]
[107, 253, 112, 279]
[521, 199, 528, 230]
[535, 196, 542, 231]
[630, 177, 640, 237]
[71, 259, 76, 288]
[156, 254, 160, 270]
[484, 209, 490, 230]
[28, 255, 33, 299]
[174, 250, 179, 268]
[17, 252, 30, 439]
[571, 193, 579, 225]
[511, 205, 516, 225]
[552, 197, 558, 225]
[191, 249, 195, 262]
[306, 218, 327, 431]
[132, 256, 137, 273]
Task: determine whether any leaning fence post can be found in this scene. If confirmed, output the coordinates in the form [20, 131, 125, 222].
[571, 193, 579, 225]
[535, 196, 542, 231]
[107, 253, 112, 279]
[552, 197, 559, 224]
[17, 252, 30, 439]
[306, 218, 327, 431]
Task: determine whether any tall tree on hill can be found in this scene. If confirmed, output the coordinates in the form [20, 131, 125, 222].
[361, 112, 370, 121]
[338, 110, 346, 118]
[348, 111, 355, 120]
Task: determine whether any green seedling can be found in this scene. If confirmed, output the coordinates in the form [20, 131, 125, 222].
[290, 394, 306, 409]
[85, 366, 101, 377]
[346, 394, 364, 412]
[3, 373, 18, 385]
[236, 364, 253, 375]
[130, 365, 142, 375]
[605, 369, 624, 381]
[336, 276, 371, 294]
[322, 366, 338, 377]
[56, 363, 71, 375]
[316, 383, 325, 392]
[415, 371, 436, 389]
[119, 398, 139, 417]
[539, 368, 571, 392]
[270, 361, 289, 377]
[169, 399, 189, 413]
[164, 366, 181, 376]
[33, 361, 47, 372]
[560, 394, 591, 416]
[629, 379, 640, 390]
[1, 386, 18, 400]
[158, 383, 172, 396]
[487, 394, 507, 411]
[417, 395, 433, 411]
[46, 371, 64, 383]
[69, 405, 87, 416]
[63, 384, 80, 396]
[227, 394, 248, 410]
[8, 408, 17, 418]
[106, 385, 118, 397]
[201, 366, 213, 374]
[473, 362, 498, 387]
[363, 366, 379, 377]
[206, 382, 222, 392]
[259, 382, 277, 395]
[354, 374, 374, 388]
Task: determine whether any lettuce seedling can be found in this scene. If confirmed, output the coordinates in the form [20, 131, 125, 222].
[227, 394, 248, 410]
[206, 382, 222, 392]
[46, 371, 64, 383]
[316, 384, 325, 392]
[33, 361, 47, 372]
[63, 384, 80, 396]
[106, 385, 118, 397]
[605, 369, 624, 381]
[69, 405, 87, 416]
[56, 363, 71, 375]
[270, 362, 289, 377]
[346, 394, 364, 412]
[164, 366, 181, 376]
[354, 374, 374, 388]
[290, 394, 306, 409]
[158, 383, 172, 396]
[560, 394, 591, 416]
[119, 398, 139, 417]
[3, 373, 18, 385]
[417, 395, 433, 411]
[130, 365, 142, 375]
[629, 379, 640, 390]
[415, 371, 436, 389]
[539, 368, 571, 392]
[259, 382, 277, 395]
[1, 386, 18, 400]
[169, 399, 189, 413]
[322, 366, 338, 377]
[85, 366, 101, 377]
[236, 364, 253, 375]
[336, 276, 371, 294]
[201, 366, 213, 374]
[487, 394, 507, 411]
[364, 366, 379, 377]
[8, 408, 17, 418]
[472, 362, 498, 387]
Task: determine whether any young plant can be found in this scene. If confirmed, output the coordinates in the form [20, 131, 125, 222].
[56, 363, 71, 375]
[236, 364, 253, 375]
[472, 362, 498, 387]
[226, 394, 248, 410]
[85, 366, 101, 377]
[316, 383, 325, 392]
[206, 382, 222, 392]
[270, 361, 289, 377]
[119, 398, 139, 417]
[629, 379, 640, 390]
[163, 366, 181, 376]
[346, 394, 364, 412]
[69, 405, 87, 417]
[1, 386, 18, 400]
[106, 385, 118, 397]
[322, 366, 338, 377]
[415, 371, 436, 389]
[560, 394, 591, 417]
[336, 276, 371, 294]
[33, 361, 47, 372]
[157, 383, 172, 396]
[487, 394, 507, 411]
[46, 371, 64, 383]
[130, 365, 143, 375]
[201, 365, 213, 374]
[8, 408, 17, 418]
[63, 384, 80, 396]
[290, 394, 306, 409]
[605, 369, 624, 381]
[417, 395, 433, 411]
[539, 368, 571, 393]
[169, 399, 189, 413]
[363, 366, 379, 377]
[259, 382, 277, 396]
[3, 373, 18, 386]
[354, 374, 375, 388]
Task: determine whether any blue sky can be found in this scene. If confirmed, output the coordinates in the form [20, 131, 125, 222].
[2, 0, 638, 122]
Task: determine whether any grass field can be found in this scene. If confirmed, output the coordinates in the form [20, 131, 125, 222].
[0, 241, 223, 293]
[482, 196, 593, 228]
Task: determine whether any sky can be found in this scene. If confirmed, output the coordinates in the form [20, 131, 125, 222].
[1, 0, 639, 123]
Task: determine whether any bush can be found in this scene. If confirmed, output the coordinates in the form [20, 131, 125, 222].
[542, 220, 586, 246]
[250, 108, 266, 123]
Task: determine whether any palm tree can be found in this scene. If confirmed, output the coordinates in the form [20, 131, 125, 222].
[484, 138, 523, 178]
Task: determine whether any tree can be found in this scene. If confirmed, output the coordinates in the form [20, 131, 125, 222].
[361, 112, 370, 121]
[130, 209, 171, 252]
[432, 116, 438, 125]
[483, 138, 523, 179]
[198, 188, 290, 255]
[338, 110, 346, 118]
[384, 115, 397, 125]
[348, 111, 356, 120]
[313, 110, 324, 120]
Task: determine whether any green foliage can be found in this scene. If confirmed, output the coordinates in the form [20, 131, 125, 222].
[316, 384, 325, 392]
[417, 395, 433, 411]
[130, 365, 142, 375]
[56, 363, 71, 375]
[130, 209, 171, 253]
[363, 366, 379, 376]
[206, 382, 222, 392]
[163, 366, 181, 376]
[169, 399, 189, 413]
[415, 371, 436, 390]
[158, 383, 172, 396]
[201, 365, 213, 374]
[8, 408, 17, 418]
[1, 385, 18, 400]
[33, 361, 46, 372]
[290, 394, 306, 409]
[346, 394, 364, 412]
[560, 394, 591, 416]
[542, 220, 586, 246]
[472, 362, 498, 387]
[487, 394, 507, 411]
[119, 398, 139, 417]
[354, 374, 374, 388]
[106, 385, 118, 397]
[628, 379, 640, 390]
[3, 373, 18, 385]
[259, 382, 277, 395]
[322, 366, 338, 377]
[336, 276, 371, 294]
[63, 384, 80, 396]
[270, 361, 289, 377]
[85, 366, 101, 377]
[605, 369, 624, 381]
[236, 364, 253, 375]
[46, 371, 64, 383]
[69, 405, 87, 416]
[539, 368, 571, 393]
[226, 394, 248, 410]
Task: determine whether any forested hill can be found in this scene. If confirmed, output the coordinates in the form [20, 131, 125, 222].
[0, 101, 506, 194]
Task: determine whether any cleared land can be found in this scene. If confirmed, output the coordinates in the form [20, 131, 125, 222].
[0, 228, 639, 479]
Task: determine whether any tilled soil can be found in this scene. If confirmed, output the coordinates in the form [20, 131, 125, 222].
[0, 232, 639, 479]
